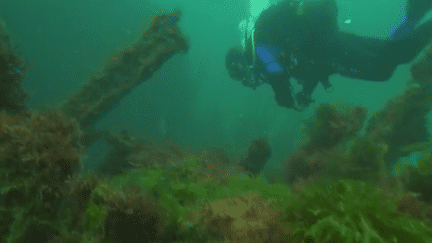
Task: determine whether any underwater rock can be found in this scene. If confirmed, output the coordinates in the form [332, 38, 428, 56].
[199, 148, 248, 183]
[127, 139, 187, 168]
[8, 218, 63, 243]
[396, 192, 432, 226]
[366, 45, 432, 167]
[68, 174, 103, 227]
[101, 186, 164, 243]
[305, 103, 367, 150]
[93, 129, 146, 176]
[201, 147, 232, 165]
[202, 191, 288, 243]
[0, 109, 82, 189]
[411, 44, 432, 86]
[84, 128, 187, 175]
[285, 104, 367, 183]
[0, 110, 84, 242]
[403, 165, 432, 202]
[0, 17, 27, 113]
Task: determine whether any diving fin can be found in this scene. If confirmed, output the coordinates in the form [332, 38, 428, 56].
[407, 0, 432, 21]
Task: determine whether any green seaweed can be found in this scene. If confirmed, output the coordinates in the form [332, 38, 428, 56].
[82, 156, 432, 242]
[225, 174, 293, 209]
[92, 156, 221, 242]
[400, 142, 432, 153]
[416, 152, 432, 176]
[289, 180, 432, 242]
[83, 199, 107, 234]
[401, 149, 432, 202]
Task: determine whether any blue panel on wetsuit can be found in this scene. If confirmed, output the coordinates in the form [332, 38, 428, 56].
[390, 19, 417, 40]
[267, 62, 282, 72]
[256, 45, 273, 63]
[256, 44, 282, 73]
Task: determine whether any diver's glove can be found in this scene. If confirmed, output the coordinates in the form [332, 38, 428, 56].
[294, 91, 314, 112]
[242, 66, 263, 90]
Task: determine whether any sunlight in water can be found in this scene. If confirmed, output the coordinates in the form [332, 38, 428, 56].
[239, 0, 271, 48]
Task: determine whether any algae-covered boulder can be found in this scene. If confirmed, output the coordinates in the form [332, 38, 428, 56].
[0, 110, 83, 189]
[202, 191, 288, 243]
[285, 103, 367, 183]
[0, 17, 27, 113]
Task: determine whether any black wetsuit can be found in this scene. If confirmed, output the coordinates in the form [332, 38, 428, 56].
[251, 0, 432, 108]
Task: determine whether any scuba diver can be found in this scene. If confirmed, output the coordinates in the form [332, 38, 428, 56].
[225, 0, 432, 111]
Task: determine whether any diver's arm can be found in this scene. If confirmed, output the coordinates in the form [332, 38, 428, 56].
[294, 78, 319, 110]
[301, 78, 319, 97]
[267, 73, 297, 109]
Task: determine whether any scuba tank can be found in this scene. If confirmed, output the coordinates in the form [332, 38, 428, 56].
[292, 0, 334, 93]
[291, 0, 304, 16]
[244, 20, 255, 68]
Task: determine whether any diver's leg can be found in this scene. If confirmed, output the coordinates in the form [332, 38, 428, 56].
[390, 20, 418, 40]
[407, 0, 432, 20]
[390, 0, 432, 40]
[394, 18, 432, 64]
[269, 74, 297, 109]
